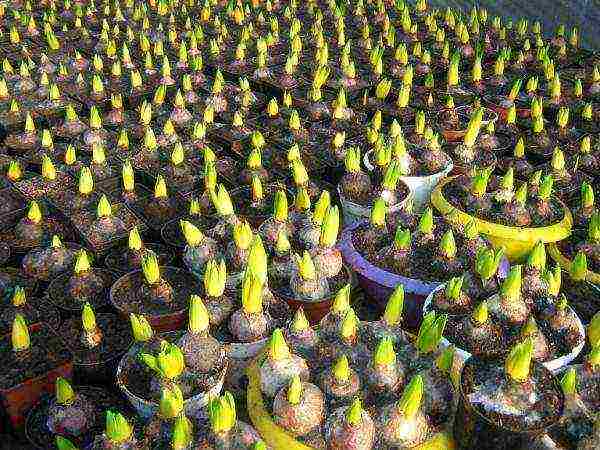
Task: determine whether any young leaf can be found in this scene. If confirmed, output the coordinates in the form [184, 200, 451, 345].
[105, 411, 132, 444]
[505, 338, 534, 382]
[397, 375, 423, 418]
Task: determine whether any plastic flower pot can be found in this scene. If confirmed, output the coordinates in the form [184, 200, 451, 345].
[58, 312, 133, 385]
[453, 357, 565, 450]
[246, 361, 456, 450]
[160, 215, 219, 250]
[24, 385, 129, 450]
[431, 176, 573, 262]
[115, 334, 227, 421]
[422, 284, 586, 373]
[0, 296, 60, 338]
[337, 184, 413, 228]
[273, 265, 356, 325]
[46, 268, 117, 315]
[363, 150, 454, 212]
[69, 203, 148, 257]
[229, 182, 291, 229]
[109, 266, 200, 333]
[547, 243, 600, 322]
[103, 243, 175, 276]
[338, 220, 441, 330]
[0, 324, 73, 429]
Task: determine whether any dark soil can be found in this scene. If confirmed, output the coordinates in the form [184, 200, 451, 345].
[24, 386, 131, 450]
[104, 243, 175, 275]
[58, 313, 132, 367]
[442, 177, 563, 227]
[351, 221, 478, 282]
[0, 325, 72, 389]
[560, 277, 600, 324]
[46, 269, 116, 312]
[70, 203, 145, 253]
[460, 357, 564, 432]
[110, 266, 198, 319]
[160, 215, 219, 249]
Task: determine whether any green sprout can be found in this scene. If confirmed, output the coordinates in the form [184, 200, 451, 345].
[209, 392, 236, 434]
[373, 336, 396, 367]
[105, 411, 133, 444]
[139, 340, 185, 381]
[130, 313, 153, 343]
[505, 338, 534, 383]
[397, 375, 423, 418]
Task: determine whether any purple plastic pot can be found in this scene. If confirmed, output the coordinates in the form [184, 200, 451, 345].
[339, 220, 441, 330]
[340, 220, 511, 330]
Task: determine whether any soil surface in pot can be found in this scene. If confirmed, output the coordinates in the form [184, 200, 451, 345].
[350, 221, 482, 282]
[0, 326, 71, 390]
[110, 267, 197, 319]
[104, 243, 174, 275]
[460, 358, 563, 432]
[47, 269, 116, 312]
[161, 215, 219, 249]
[442, 176, 564, 227]
[0, 297, 60, 337]
[25, 386, 130, 450]
[119, 332, 225, 403]
[58, 313, 132, 367]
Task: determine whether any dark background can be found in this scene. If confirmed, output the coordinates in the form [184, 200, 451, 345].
[428, 0, 600, 49]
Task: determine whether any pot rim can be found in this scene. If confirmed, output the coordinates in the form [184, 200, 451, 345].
[109, 265, 193, 318]
[338, 220, 441, 294]
[431, 176, 573, 242]
[548, 242, 600, 286]
[115, 337, 228, 418]
[363, 147, 454, 181]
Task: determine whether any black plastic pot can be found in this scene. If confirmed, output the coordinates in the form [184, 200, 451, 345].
[454, 356, 565, 450]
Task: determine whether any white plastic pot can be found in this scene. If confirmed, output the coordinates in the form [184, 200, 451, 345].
[422, 284, 586, 374]
[116, 341, 227, 420]
[363, 150, 453, 212]
[337, 184, 413, 227]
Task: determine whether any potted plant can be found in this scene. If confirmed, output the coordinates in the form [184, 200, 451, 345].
[104, 226, 174, 276]
[0, 315, 73, 429]
[69, 194, 146, 256]
[0, 286, 59, 337]
[56, 302, 132, 384]
[116, 299, 226, 420]
[363, 124, 454, 211]
[431, 172, 572, 262]
[25, 378, 129, 450]
[337, 149, 411, 226]
[46, 249, 116, 314]
[0, 200, 71, 255]
[247, 311, 457, 449]
[21, 235, 81, 282]
[547, 346, 600, 449]
[453, 339, 565, 449]
[110, 252, 199, 332]
[424, 242, 585, 371]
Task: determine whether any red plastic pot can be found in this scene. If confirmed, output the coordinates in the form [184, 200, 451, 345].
[0, 324, 73, 429]
[273, 265, 356, 325]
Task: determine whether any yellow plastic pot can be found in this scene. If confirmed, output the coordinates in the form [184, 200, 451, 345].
[431, 176, 573, 263]
[548, 243, 600, 285]
[246, 362, 456, 450]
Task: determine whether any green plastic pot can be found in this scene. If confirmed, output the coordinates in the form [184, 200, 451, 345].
[431, 176, 572, 262]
